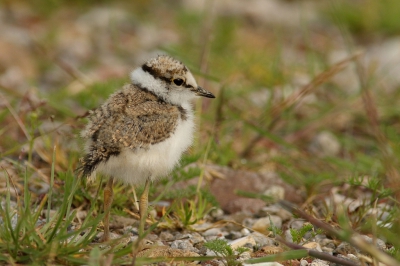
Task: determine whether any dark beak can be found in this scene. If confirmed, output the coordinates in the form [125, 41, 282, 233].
[195, 86, 215, 98]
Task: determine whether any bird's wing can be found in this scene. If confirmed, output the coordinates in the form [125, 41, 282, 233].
[78, 92, 181, 178]
[105, 100, 180, 149]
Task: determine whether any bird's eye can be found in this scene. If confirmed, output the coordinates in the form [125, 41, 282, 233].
[173, 78, 184, 86]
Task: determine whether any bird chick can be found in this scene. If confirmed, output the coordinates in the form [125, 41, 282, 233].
[78, 55, 215, 241]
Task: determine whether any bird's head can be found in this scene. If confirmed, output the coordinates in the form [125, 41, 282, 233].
[130, 55, 215, 105]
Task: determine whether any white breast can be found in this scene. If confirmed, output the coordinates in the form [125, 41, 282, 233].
[94, 103, 195, 185]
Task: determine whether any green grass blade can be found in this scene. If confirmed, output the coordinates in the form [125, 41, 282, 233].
[88, 246, 102, 266]
[47, 146, 56, 224]
[245, 249, 308, 264]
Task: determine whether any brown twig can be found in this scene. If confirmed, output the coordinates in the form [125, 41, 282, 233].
[279, 200, 400, 266]
[276, 235, 359, 266]
[2, 166, 20, 203]
[0, 93, 30, 140]
[200, 218, 359, 265]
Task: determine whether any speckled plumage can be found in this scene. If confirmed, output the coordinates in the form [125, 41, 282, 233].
[77, 55, 215, 185]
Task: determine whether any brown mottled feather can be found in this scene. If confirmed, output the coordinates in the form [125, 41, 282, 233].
[77, 83, 181, 178]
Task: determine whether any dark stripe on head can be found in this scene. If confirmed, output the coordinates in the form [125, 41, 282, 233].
[142, 64, 158, 77]
[142, 64, 170, 83]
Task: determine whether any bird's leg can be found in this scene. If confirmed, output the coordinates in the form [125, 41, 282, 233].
[138, 177, 151, 236]
[101, 177, 114, 242]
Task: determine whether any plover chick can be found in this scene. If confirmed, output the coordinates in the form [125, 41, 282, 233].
[77, 55, 215, 241]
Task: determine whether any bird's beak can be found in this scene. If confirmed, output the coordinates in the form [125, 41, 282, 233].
[194, 86, 215, 98]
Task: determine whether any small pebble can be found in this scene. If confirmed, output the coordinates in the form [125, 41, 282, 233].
[300, 259, 309, 266]
[243, 217, 256, 228]
[76, 210, 87, 220]
[251, 232, 276, 247]
[209, 208, 225, 220]
[230, 235, 256, 249]
[252, 215, 282, 235]
[317, 238, 335, 250]
[146, 233, 159, 242]
[290, 219, 306, 230]
[284, 229, 293, 242]
[260, 204, 293, 221]
[303, 242, 322, 252]
[359, 235, 386, 250]
[310, 259, 329, 266]
[309, 131, 341, 157]
[188, 232, 205, 244]
[175, 232, 192, 240]
[203, 228, 222, 237]
[28, 180, 50, 194]
[336, 254, 361, 266]
[148, 209, 157, 219]
[263, 185, 285, 201]
[194, 242, 208, 255]
[241, 228, 251, 236]
[335, 242, 358, 255]
[321, 247, 334, 254]
[171, 239, 194, 251]
[159, 231, 174, 241]
[346, 253, 361, 263]
[225, 231, 242, 240]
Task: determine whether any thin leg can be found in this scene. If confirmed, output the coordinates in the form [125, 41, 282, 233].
[138, 178, 151, 236]
[101, 177, 114, 242]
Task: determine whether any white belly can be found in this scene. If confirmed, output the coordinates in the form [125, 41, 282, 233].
[94, 109, 195, 185]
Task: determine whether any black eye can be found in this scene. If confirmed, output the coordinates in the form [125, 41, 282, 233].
[173, 78, 184, 86]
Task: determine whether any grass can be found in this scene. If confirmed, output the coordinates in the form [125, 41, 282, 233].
[325, 0, 400, 37]
[0, 168, 102, 264]
[1, 0, 400, 265]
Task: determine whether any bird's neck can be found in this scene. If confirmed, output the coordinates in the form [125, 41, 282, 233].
[130, 67, 166, 97]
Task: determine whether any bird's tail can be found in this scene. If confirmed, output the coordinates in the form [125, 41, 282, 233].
[75, 146, 120, 179]
[75, 153, 99, 179]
